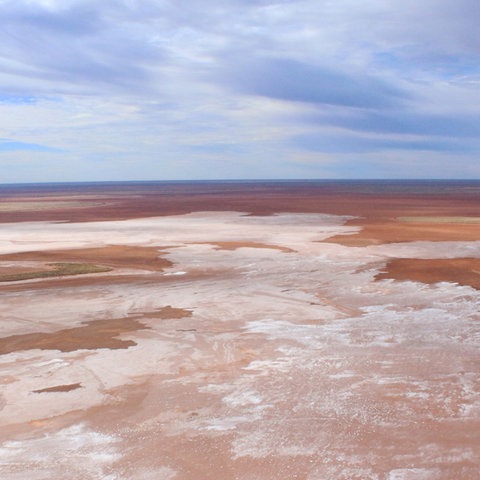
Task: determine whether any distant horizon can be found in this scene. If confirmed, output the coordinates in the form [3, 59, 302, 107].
[3, 178, 480, 189]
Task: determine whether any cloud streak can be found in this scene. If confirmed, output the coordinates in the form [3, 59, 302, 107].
[220, 57, 408, 109]
[294, 133, 471, 154]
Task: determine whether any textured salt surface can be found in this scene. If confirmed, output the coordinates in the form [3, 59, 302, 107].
[0, 211, 479, 479]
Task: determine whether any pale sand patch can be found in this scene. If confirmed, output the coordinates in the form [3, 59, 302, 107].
[0, 211, 355, 254]
[0, 423, 121, 479]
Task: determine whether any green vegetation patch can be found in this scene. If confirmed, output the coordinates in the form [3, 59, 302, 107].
[0, 262, 113, 282]
[0, 201, 106, 212]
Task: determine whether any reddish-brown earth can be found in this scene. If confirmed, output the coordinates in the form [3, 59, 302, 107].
[0, 306, 190, 355]
[376, 257, 480, 290]
[33, 383, 82, 394]
[0, 245, 173, 272]
[325, 218, 480, 245]
[2, 181, 480, 224]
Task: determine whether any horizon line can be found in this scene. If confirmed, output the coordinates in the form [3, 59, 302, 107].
[2, 178, 480, 187]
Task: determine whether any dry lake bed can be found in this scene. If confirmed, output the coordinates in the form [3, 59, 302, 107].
[0, 181, 479, 479]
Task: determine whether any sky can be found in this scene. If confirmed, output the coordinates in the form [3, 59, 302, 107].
[0, 0, 479, 182]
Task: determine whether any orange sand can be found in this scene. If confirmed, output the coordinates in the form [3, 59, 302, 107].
[0, 306, 191, 355]
[0, 245, 173, 272]
[376, 257, 480, 290]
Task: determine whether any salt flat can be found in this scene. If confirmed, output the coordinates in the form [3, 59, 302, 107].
[0, 211, 479, 479]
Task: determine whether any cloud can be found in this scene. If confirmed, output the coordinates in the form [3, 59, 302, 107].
[308, 110, 480, 139]
[367, 0, 480, 65]
[293, 133, 471, 154]
[219, 57, 408, 109]
[0, 0, 164, 95]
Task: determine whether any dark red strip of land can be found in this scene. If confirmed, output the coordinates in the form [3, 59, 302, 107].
[2, 181, 480, 227]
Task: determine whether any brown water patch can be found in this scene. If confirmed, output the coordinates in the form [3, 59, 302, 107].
[192, 241, 295, 253]
[0, 306, 191, 355]
[0, 245, 173, 272]
[33, 383, 82, 393]
[375, 257, 480, 290]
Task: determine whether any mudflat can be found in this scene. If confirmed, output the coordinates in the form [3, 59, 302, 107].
[0, 181, 479, 479]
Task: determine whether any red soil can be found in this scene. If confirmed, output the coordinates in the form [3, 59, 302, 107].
[376, 257, 480, 290]
[0, 306, 191, 355]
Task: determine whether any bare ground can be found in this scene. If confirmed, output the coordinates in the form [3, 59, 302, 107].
[0, 188, 479, 479]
